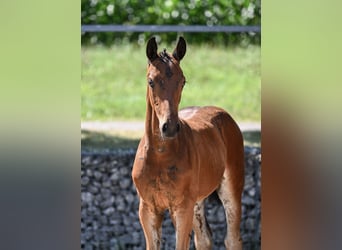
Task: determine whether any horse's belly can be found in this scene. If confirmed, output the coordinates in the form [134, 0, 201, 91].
[188, 120, 228, 200]
[196, 155, 226, 200]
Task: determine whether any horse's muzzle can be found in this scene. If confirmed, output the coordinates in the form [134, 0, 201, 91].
[161, 120, 180, 138]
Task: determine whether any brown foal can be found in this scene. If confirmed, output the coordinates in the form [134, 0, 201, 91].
[132, 37, 244, 250]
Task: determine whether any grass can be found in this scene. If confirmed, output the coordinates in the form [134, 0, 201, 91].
[82, 43, 260, 122]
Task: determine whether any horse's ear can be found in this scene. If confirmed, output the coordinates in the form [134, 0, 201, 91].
[173, 36, 186, 61]
[146, 37, 158, 62]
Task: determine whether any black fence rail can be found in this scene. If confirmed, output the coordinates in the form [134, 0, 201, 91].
[81, 24, 260, 33]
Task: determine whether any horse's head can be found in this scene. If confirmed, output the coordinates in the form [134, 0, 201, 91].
[146, 37, 186, 139]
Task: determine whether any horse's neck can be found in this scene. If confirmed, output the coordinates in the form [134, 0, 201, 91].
[144, 98, 158, 142]
[144, 99, 178, 152]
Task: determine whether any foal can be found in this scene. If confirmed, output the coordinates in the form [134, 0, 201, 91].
[132, 37, 244, 250]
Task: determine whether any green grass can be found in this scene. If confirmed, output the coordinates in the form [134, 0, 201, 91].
[82, 43, 260, 122]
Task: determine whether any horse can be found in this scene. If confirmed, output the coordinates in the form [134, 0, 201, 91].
[132, 37, 244, 250]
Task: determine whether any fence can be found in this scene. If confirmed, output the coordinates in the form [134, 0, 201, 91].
[81, 24, 260, 33]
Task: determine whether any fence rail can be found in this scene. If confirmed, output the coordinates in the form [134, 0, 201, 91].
[81, 24, 260, 33]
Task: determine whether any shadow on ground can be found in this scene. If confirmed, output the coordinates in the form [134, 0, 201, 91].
[82, 130, 140, 152]
[242, 130, 261, 147]
[82, 129, 260, 152]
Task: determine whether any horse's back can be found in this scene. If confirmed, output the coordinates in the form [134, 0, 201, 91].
[179, 106, 243, 150]
[179, 106, 239, 133]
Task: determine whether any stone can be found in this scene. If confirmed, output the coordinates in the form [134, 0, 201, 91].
[103, 207, 115, 216]
[93, 170, 102, 180]
[103, 179, 112, 188]
[99, 215, 108, 225]
[119, 167, 129, 176]
[92, 220, 99, 230]
[88, 186, 99, 194]
[84, 244, 93, 250]
[84, 229, 93, 240]
[112, 225, 125, 235]
[131, 231, 141, 245]
[242, 195, 256, 206]
[119, 178, 131, 189]
[82, 192, 93, 204]
[244, 175, 255, 189]
[109, 238, 120, 250]
[133, 221, 141, 230]
[248, 187, 256, 197]
[118, 234, 131, 245]
[81, 157, 92, 166]
[93, 180, 101, 188]
[101, 188, 112, 199]
[86, 168, 93, 177]
[100, 196, 115, 209]
[81, 176, 90, 186]
[216, 207, 226, 223]
[124, 193, 135, 204]
[245, 217, 256, 231]
[133, 246, 144, 250]
[92, 157, 102, 165]
[110, 171, 120, 182]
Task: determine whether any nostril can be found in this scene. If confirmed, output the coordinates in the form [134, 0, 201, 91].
[176, 123, 180, 132]
[162, 123, 168, 133]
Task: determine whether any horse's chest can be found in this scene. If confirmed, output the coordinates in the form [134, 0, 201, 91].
[134, 161, 190, 208]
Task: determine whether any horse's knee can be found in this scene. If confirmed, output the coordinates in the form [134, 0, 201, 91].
[193, 217, 212, 249]
[194, 235, 212, 250]
[225, 237, 242, 250]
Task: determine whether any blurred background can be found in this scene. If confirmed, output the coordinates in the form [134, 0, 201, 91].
[81, 0, 261, 151]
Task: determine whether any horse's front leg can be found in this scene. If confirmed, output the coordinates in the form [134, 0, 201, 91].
[171, 201, 195, 250]
[139, 199, 164, 250]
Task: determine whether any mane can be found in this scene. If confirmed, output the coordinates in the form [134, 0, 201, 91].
[157, 48, 173, 78]
[159, 48, 172, 63]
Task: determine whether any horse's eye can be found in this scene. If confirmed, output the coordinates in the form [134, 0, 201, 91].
[148, 79, 154, 88]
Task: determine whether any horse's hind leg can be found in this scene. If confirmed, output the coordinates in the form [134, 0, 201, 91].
[192, 200, 212, 250]
[217, 169, 244, 250]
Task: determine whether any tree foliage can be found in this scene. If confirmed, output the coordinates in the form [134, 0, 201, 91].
[81, 0, 261, 46]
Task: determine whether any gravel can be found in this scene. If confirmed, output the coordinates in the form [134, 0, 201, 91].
[81, 146, 261, 249]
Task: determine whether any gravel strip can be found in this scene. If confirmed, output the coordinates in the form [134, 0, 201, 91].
[81, 146, 261, 250]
